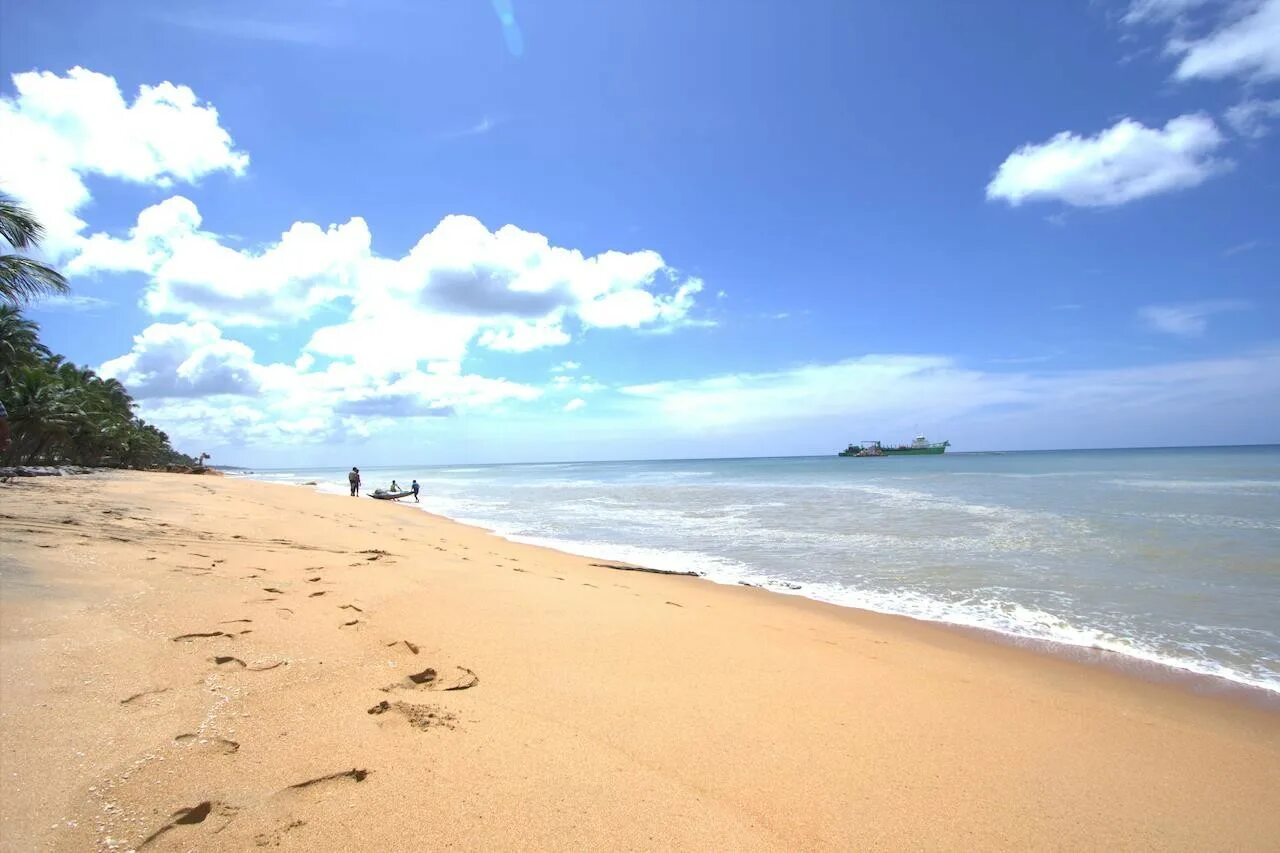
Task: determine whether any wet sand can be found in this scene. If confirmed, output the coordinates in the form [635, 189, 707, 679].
[1, 471, 1278, 850]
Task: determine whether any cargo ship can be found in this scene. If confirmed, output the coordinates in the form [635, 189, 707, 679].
[839, 435, 950, 457]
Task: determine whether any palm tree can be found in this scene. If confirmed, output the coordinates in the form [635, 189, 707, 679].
[0, 304, 51, 381]
[0, 191, 69, 304]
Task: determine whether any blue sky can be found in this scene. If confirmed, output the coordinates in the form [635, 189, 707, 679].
[1, 0, 1277, 465]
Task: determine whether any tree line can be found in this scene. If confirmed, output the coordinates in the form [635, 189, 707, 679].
[1, 191, 196, 469]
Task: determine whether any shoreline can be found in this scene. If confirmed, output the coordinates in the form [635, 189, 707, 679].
[3, 471, 1278, 849]
[286, 476, 1280, 707]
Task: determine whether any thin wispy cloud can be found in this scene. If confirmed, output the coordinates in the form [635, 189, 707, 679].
[988, 354, 1057, 365]
[157, 12, 334, 45]
[437, 116, 502, 140]
[1223, 239, 1265, 256]
[1139, 300, 1248, 336]
[29, 294, 112, 312]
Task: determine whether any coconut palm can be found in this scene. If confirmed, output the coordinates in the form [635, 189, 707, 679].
[0, 304, 51, 382]
[1, 305, 194, 468]
[0, 191, 69, 304]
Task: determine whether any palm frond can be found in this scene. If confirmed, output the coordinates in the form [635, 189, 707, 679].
[0, 192, 46, 250]
[0, 254, 70, 303]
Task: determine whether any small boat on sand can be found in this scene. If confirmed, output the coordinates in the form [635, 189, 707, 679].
[368, 489, 413, 501]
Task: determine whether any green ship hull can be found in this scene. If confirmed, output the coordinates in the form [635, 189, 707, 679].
[881, 445, 947, 455]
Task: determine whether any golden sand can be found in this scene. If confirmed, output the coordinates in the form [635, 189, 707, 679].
[2, 471, 1278, 850]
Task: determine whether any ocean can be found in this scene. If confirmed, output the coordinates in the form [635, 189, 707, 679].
[243, 446, 1280, 694]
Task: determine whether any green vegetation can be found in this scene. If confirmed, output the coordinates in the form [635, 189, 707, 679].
[0, 192, 69, 304]
[1, 192, 194, 469]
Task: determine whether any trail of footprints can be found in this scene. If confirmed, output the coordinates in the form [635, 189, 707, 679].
[120, 543, 479, 849]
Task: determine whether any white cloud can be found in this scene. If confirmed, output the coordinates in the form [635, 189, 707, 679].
[73, 200, 707, 374]
[156, 11, 334, 45]
[1223, 239, 1264, 256]
[1225, 97, 1280, 137]
[620, 356, 994, 430]
[1138, 300, 1248, 336]
[1123, 0, 1217, 24]
[100, 322, 262, 398]
[1168, 0, 1280, 82]
[551, 360, 580, 373]
[477, 316, 573, 353]
[100, 325, 545, 446]
[615, 350, 1280, 440]
[563, 398, 587, 412]
[71, 196, 372, 325]
[0, 67, 247, 258]
[986, 114, 1229, 207]
[4, 67, 714, 451]
[27, 294, 111, 312]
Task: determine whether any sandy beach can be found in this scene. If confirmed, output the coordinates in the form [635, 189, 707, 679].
[1, 471, 1278, 851]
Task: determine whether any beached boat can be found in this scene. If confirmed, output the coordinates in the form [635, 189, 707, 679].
[369, 489, 413, 500]
[839, 435, 950, 456]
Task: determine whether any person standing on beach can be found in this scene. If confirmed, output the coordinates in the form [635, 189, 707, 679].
[411, 479, 420, 503]
[348, 466, 361, 496]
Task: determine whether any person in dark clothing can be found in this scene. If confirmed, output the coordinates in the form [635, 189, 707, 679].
[411, 479, 420, 503]
[348, 466, 361, 496]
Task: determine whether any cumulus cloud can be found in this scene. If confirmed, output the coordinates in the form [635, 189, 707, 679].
[986, 114, 1229, 207]
[1138, 300, 1248, 336]
[99, 326, 545, 445]
[1225, 97, 1280, 137]
[73, 199, 706, 361]
[4, 67, 713, 451]
[100, 322, 262, 398]
[563, 398, 587, 412]
[0, 67, 247, 257]
[71, 196, 372, 325]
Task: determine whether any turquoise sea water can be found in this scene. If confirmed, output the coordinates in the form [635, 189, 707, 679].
[245, 447, 1280, 693]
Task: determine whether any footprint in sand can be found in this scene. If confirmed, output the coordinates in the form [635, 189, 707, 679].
[210, 655, 286, 671]
[284, 768, 369, 791]
[171, 631, 232, 642]
[367, 700, 457, 730]
[383, 666, 478, 693]
[138, 801, 238, 849]
[174, 733, 240, 754]
[121, 687, 170, 705]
